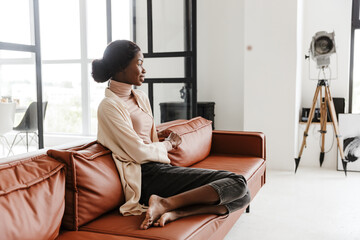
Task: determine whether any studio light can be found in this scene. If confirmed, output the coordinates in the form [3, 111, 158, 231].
[310, 31, 336, 68]
[296, 30, 348, 176]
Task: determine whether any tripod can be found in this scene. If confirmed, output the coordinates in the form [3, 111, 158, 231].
[295, 79, 348, 176]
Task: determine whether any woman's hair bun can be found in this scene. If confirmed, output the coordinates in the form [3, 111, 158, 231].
[92, 59, 111, 83]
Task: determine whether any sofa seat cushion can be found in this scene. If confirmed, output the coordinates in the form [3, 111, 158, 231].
[157, 117, 213, 167]
[191, 154, 265, 180]
[0, 155, 65, 240]
[56, 231, 141, 240]
[79, 209, 229, 240]
[47, 141, 125, 230]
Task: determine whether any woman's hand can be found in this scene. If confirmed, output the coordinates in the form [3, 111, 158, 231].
[165, 132, 182, 149]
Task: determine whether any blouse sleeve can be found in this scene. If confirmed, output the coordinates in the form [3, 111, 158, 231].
[97, 99, 170, 165]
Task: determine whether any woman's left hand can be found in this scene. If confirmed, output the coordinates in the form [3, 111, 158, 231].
[165, 132, 182, 149]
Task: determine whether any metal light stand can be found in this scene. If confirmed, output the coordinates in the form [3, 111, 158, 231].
[295, 79, 348, 176]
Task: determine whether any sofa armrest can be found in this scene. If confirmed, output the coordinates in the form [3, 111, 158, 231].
[210, 130, 266, 160]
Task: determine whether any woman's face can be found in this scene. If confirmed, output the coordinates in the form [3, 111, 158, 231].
[115, 51, 146, 86]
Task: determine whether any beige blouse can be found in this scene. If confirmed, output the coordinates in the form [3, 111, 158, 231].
[97, 87, 170, 216]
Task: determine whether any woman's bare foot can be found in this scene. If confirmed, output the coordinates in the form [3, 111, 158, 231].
[153, 211, 181, 227]
[140, 195, 169, 230]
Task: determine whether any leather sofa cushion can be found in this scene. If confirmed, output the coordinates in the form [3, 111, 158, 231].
[191, 154, 265, 181]
[48, 141, 124, 231]
[0, 155, 65, 240]
[157, 117, 213, 167]
[79, 209, 227, 240]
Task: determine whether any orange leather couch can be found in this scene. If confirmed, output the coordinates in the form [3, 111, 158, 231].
[0, 121, 266, 240]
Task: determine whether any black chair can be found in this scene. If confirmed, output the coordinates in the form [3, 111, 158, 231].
[9, 102, 48, 153]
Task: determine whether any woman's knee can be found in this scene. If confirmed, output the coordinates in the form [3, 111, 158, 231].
[229, 174, 248, 197]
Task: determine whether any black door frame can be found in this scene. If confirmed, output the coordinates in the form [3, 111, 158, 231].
[132, 0, 197, 118]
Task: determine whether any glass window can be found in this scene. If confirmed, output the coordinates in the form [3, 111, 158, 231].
[39, 0, 81, 60]
[152, 0, 185, 52]
[89, 64, 108, 135]
[154, 83, 188, 125]
[0, 0, 33, 45]
[0, 50, 38, 158]
[87, 0, 107, 59]
[43, 64, 82, 134]
[144, 57, 185, 78]
[112, 0, 131, 41]
[133, 0, 148, 52]
[0, 50, 36, 110]
[1, 0, 132, 141]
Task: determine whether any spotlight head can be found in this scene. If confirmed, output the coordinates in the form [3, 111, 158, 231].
[310, 31, 336, 68]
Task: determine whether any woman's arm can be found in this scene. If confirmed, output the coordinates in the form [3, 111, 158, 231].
[97, 99, 170, 164]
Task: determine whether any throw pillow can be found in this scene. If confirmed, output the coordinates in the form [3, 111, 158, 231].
[47, 141, 124, 230]
[157, 117, 213, 167]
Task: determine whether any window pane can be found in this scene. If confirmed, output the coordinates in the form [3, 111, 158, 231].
[89, 64, 107, 135]
[43, 64, 82, 134]
[0, 50, 36, 111]
[112, 0, 132, 41]
[352, 30, 360, 113]
[144, 57, 185, 78]
[152, 0, 185, 52]
[0, 50, 39, 158]
[0, 0, 33, 45]
[87, 0, 107, 59]
[154, 83, 189, 125]
[39, 0, 81, 60]
[133, 0, 148, 52]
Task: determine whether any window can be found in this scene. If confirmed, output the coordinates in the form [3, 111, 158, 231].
[350, 0, 360, 112]
[39, 0, 131, 135]
[0, 0, 132, 158]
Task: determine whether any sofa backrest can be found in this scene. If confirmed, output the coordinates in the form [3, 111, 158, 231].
[0, 154, 66, 240]
[47, 141, 124, 230]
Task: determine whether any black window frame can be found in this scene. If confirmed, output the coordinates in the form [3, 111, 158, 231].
[133, 0, 198, 119]
[0, 0, 115, 149]
[0, 0, 44, 148]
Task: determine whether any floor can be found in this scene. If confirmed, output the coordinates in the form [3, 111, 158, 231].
[225, 167, 360, 240]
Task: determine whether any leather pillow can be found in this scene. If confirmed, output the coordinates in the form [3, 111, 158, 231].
[47, 141, 124, 230]
[157, 117, 213, 167]
[0, 155, 65, 240]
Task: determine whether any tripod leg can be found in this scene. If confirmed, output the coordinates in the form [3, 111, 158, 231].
[295, 85, 321, 173]
[319, 88, 327, 167]
[325, 86, 348, 176]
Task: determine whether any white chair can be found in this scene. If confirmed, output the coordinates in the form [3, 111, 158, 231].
[0, 102, 16, 156]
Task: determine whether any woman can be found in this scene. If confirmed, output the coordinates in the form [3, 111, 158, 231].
[92, 40, 250, 230]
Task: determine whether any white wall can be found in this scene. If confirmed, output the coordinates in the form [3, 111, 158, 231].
[139, 0, 352, 171]
[243, 0, 299, 170]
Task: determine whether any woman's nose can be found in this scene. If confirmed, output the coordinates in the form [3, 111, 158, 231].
[142, 67, 146, 73]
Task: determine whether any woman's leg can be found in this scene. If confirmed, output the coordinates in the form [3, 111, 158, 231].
[140, 184, 224, 229]
[154, 205, 228, 227]
[140, 163, 250, 229]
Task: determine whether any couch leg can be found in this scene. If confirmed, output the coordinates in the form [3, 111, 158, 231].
[246, 205, 250, 213]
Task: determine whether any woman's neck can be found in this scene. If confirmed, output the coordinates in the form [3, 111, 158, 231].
[109, 80, 132, 99]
